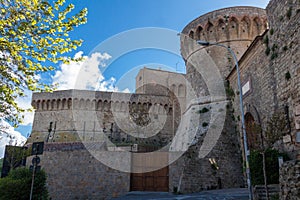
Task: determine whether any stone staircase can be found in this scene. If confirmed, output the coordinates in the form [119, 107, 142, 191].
[253, 184, 279, 200]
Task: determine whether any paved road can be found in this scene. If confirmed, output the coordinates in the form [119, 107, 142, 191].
[113, 188, 249, 200]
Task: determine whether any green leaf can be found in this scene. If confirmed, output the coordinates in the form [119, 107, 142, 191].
[0, 0, 87, 127]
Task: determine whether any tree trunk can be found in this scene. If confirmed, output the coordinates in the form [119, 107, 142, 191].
[262, 151, 269, 200]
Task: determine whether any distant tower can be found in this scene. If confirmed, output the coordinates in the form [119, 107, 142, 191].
[180, 6, 267, 95]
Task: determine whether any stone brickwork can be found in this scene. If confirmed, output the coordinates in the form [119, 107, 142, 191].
[27, 142, 130, 200]
[227, 0, 300, 158]
[181, 6, 267, 95]
[226, 0, 300, 198]
[279, 160, 300, 199]
[28, 90, 175, 147]
[182, 6, 267, 41]
[135, 67, 187, 111]
[227, 32, 275, 150]
[169, 102, 244, 193]
[26, 5, 285, 199]
[176, 6, 268, 193]
[136, 67, 186, 97]
[28, 77, 245, 197]
[266, 0, 300, 156]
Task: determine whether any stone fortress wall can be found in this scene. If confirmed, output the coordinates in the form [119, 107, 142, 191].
[175, 6, 268, 191]
[135, 67, 187, 134]
[136, 67, 186, 97]
[226, 0, 300, 198]
[26, 4, 296, 200]
[182, 6, 267, 43]
[134, 67, 245, 192]
[266, 0, 300, 156]
[228, 0, 300, 158]
[180, 6, 267, 96]
[28, 90, 176, 147]
[27, 142, 130, 200]
[28, 68, 245, 198]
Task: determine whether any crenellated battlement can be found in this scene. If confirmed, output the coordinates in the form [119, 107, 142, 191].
[29, 90, 177, 144]
[31, 89, 173, 114]
[180, 6, 268, 96]
[181, 6, 267, 45]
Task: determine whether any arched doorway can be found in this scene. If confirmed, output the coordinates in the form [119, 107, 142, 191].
[245, 113, 260, 150]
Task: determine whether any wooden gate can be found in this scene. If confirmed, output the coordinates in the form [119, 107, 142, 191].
[130, 152, 169, 192]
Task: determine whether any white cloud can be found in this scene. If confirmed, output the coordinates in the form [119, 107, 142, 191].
[8, 52, 130, 129]
[98, 77, 117, 92]
[16, 90, 34, 126]
[1, 51, 132, 141]
[122, 88, 131, 93]
[52, 51, 132, 93]
[0, 119, 26, 158]
[52, 51, 117, 91]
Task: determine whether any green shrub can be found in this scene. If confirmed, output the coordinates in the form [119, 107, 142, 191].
[271, 44, 278, 52]
[265, 47, 271, 56]
[0, 167, 48, 200]
[202, 122, 208, 127]
[249, 149, 289, 186]
[197, 107, 209, 114]
[283, 46, 288, 51]
[279, 15, 284, 21]
[271, 52, 278, 60]
[286, 7, 292, 19]
[263, 35, 269, 45]
[226, 86, 235, 98]
[285, 71, 291, 80]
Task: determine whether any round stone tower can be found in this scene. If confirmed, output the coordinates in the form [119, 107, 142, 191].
[180, 6, 267, 96]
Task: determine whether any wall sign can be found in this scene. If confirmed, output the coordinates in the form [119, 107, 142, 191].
[242, 80, 250, 96]
[283, 135, 291, 143]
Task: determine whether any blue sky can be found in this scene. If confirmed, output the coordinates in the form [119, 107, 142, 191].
[16, 0, 270, 137]
[70, 0, 270, 91]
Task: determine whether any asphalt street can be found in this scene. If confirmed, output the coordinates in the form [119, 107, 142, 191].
[113, 188, 250, 200]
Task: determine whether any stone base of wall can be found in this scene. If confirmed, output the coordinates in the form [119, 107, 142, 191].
[169, 107, 244, 193]
[279, 160, 300, 200]
[27, 142, 130, 200]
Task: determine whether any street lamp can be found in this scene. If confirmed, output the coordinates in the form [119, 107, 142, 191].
[197, 40, 253, 200]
